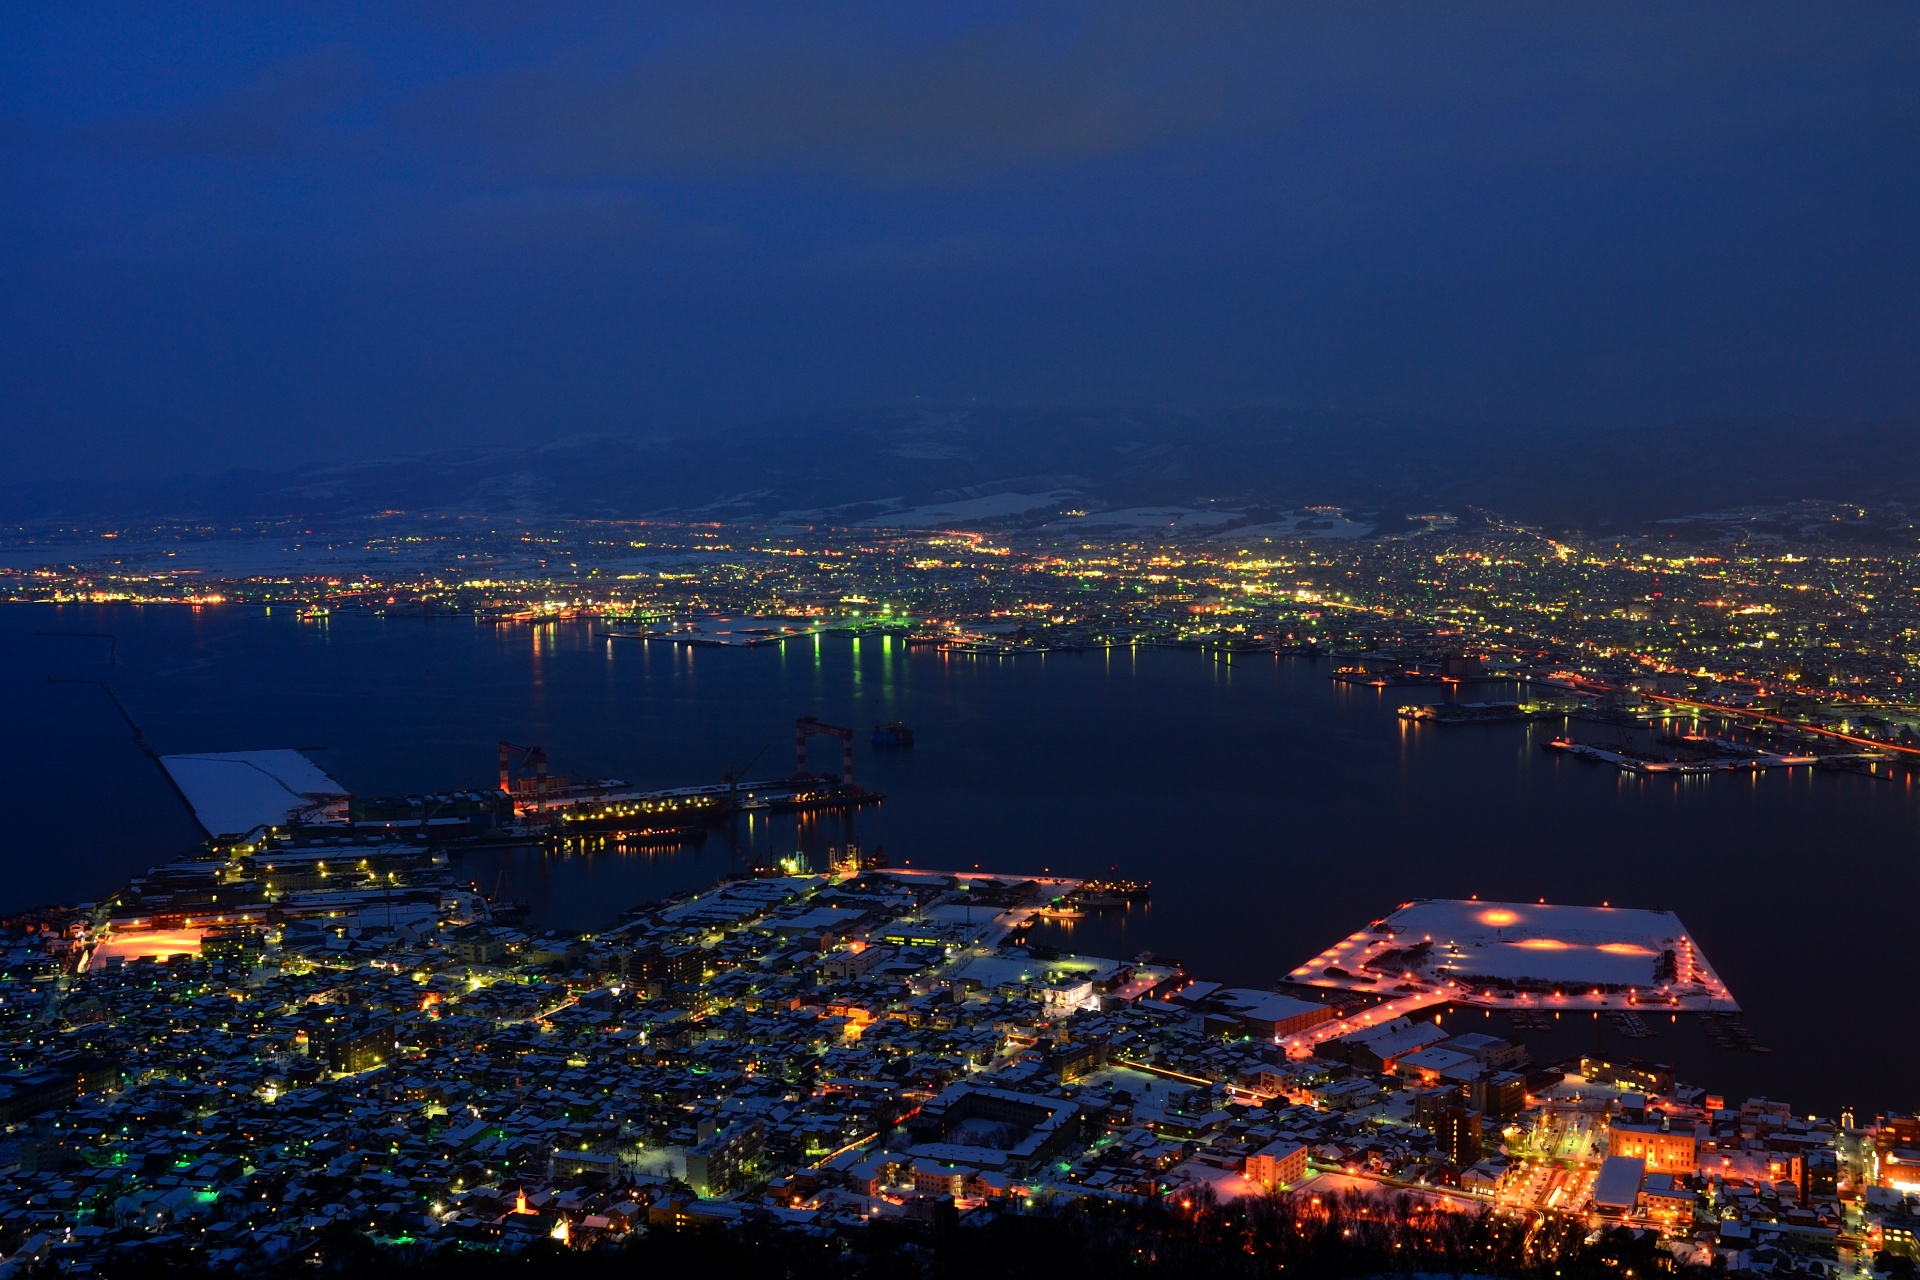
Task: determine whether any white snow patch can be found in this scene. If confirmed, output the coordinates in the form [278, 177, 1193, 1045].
[160, 750, 351, 838]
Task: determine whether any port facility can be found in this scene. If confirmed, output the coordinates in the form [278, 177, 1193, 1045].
[1543, 736, 1820, 774]
[1285, 898, 1738, 1024]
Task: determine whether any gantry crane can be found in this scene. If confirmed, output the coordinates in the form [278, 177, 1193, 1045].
[497, 741, 551, 810]
[795, 717, 855, 785]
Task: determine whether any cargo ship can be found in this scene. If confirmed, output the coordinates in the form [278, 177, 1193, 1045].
[545, 800, 723, 841]
[871, 721, 914, 748]
[765, 781, 884, 814]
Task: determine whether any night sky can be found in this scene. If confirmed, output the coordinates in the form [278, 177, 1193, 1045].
[3, 3, 1915, 479]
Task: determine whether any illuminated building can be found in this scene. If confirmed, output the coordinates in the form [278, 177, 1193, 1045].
[1396, 1046, 1479, 1086]
[1607, 1118, 1698, 1175]
[1210, 989, 1337, 1040]
[912, 1162, 971, 1198]
[624, 945, 702, 989]
[305, 1018, 392, 1074]
[1245, 1140, 1309, 1190]
[1591, 1155, 1646, 1215]
[1878, 1213, 1920, 1261]
[1805, 1148, 1838, 1200]
[1436, 1106, 1483, 1168]
[1469, 1071, 1528, 1120]
[1638, 1174, 1694, 1230]
[199, 927, 264, 964]
[1045, 1039, 1109, 1084]
[1879, 1115, 1920, 1192]
[685, 1119, 766, 1197]
[1330, 1019, 1450, 1074]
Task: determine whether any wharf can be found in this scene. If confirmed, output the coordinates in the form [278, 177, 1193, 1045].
[1284, 898, 1740, 1019]
[938, 641, 1050, 656]
[1543, 736, 1818, 774]
[640, 632, 793, 648]
[1397, 700, 1577, 724]
[1333, 669, 1531, 689]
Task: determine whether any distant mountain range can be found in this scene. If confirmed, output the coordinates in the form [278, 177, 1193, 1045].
[6, 408, 1918, 536]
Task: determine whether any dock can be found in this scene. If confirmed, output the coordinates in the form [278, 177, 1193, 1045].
[1397, 700, 1577, 724]
[1542, 736, 1818, 775]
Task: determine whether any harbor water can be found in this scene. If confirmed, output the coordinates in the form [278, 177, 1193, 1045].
[4, 604, 1917, 1113]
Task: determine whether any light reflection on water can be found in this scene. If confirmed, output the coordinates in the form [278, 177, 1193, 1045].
[5, 603, 1917, 1112]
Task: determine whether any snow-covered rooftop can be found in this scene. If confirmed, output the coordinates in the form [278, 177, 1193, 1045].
[1286, 898, 1738, 1012]
[159, 750, 351, 839]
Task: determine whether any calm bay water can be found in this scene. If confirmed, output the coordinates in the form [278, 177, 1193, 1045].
[6, 603, 1916, 1113]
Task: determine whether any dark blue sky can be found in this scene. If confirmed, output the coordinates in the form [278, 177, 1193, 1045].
[3, 2, 1915, 479]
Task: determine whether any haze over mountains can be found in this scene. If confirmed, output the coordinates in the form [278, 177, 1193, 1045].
[7, 408, 1918, 538]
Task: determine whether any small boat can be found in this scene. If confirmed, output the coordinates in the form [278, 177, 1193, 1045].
[871, 721, 915, 748]
[298, 604, 330, 621]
